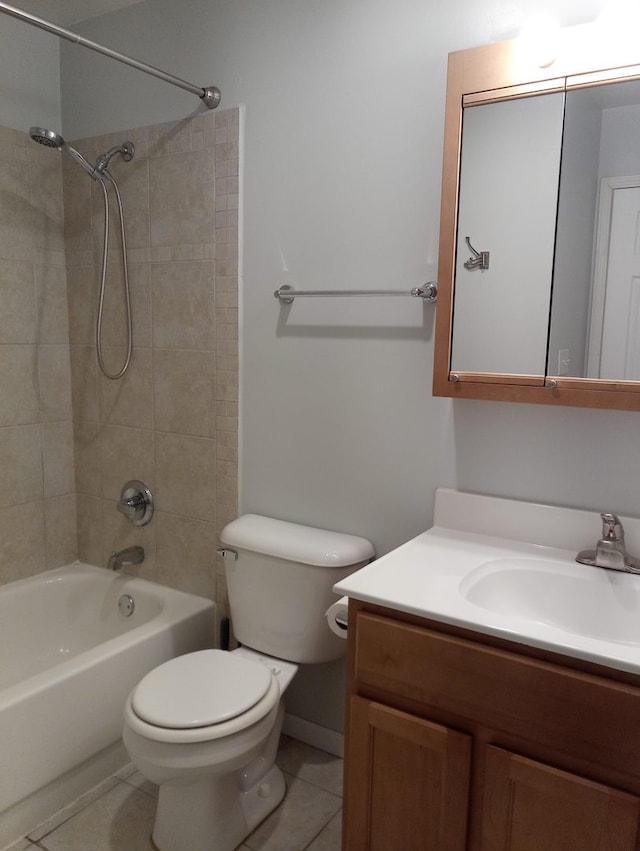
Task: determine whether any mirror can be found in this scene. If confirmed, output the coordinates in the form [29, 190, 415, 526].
[453, 92, 564, 376]
[551, 77, 640, 381]
[433, 33, 640, 410]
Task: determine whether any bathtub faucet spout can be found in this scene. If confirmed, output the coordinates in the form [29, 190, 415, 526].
[108, 546, 145, 571]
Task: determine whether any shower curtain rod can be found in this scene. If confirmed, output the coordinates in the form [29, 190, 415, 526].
[0, 1, 221, 108]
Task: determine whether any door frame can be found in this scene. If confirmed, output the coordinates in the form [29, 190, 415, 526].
[587, 174, 640, 377]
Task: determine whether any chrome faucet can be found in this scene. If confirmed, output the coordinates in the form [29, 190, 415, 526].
[576, 513, 640, 573]
[108, 545, 145, 571]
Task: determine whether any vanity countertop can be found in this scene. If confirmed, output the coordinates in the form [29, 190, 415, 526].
[334, 489, 640, 675]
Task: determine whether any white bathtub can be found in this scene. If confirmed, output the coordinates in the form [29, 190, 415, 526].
[0, 562, 216, 848]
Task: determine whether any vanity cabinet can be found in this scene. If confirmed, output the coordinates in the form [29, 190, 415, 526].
[343, 602, 640, 851]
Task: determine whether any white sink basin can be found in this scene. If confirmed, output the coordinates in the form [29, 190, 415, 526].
[460, 557, 640, 645]
[334, 489, 640, 675]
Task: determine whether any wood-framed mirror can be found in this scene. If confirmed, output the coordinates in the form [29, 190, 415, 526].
[433, 26, 640, 410]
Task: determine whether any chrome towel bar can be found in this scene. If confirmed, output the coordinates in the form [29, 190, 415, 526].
[274, 282, 437, 304]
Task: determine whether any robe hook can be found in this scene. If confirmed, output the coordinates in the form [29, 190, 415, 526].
[463, 236, 490, 271]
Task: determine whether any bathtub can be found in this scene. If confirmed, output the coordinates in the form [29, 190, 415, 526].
[0, 562, 215, 848]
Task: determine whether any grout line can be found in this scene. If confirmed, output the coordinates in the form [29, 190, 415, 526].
[26, 775, 120, 843]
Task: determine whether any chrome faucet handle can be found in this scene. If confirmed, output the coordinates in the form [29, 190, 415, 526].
[117, 480, 154, 526]
[600, 512, 624, 542]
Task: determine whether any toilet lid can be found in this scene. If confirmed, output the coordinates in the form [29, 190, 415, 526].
[131, 649, 274, 729]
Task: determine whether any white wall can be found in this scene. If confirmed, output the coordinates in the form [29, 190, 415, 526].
[17, 0, 635, 734]
[0, 16, 60, 131]
[600, 102, 640, 177]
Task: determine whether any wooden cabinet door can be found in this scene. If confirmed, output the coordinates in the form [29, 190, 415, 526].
[343, 696, 472, 851]
[480, 746, 640, 851]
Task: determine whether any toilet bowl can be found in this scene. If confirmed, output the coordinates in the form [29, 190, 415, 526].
[122, 514, 374, 851]
[123, 647, 297, 851]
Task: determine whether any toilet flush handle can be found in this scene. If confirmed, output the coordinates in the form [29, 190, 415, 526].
[216, 547, 237, 561]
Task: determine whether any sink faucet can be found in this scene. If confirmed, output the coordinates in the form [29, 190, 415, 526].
[576, 513, 640, 573]
[108, 545, 145, 571]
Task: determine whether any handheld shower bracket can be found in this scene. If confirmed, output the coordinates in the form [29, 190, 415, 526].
[94, 141, 135, 175]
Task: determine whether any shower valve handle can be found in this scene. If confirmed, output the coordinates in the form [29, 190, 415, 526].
[117, 480, 154, 526]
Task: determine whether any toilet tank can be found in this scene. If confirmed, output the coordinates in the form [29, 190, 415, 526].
[220, 515, 374, 664]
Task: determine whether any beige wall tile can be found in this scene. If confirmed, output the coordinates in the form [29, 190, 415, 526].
[0, 124, 69, 588]
[63, 168, 93, 258]
[70, 345, 98, 423]
[102, 261, 152, 349]
[216, 368, 239, 403]
[76, 495, 103, 565]
[95, 260, 152, 353]
[29, 143, 65, 256]
[0, 259, 36, 343]
[149, 149, 215, 247]
[39, 344, 73, 422]
[0, 110, 239, 599]
[43, 421, 75, 497]
[153, 348, 215, 437]
[67, 265, 99, 346]
[155, 511, 217, 596]
[66, 265, 96, 346]
[0, 160, 34, 261]
[73, 420, 100, 496]
[98, 346, 153, 429]
[0, 501, 46, 583]
[95, 257, 134, 350]
[35, 263, 69, 344]
[99, 425, 155, 501]
[0, 424, 43, 508]
[215, 503, 238, 539]
[216, 429, 238, 463]
[155, 432, 216, 521]
[45, 494, 78, 568]
[0, 125, 28, 161]
[109, 156, 150, 252]
[148, 119, 194, 157]
[151, 261, 214, 349]
[0, 345, 40, 426]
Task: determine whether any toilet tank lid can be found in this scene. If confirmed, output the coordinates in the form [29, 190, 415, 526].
[220, 514, 374, 568]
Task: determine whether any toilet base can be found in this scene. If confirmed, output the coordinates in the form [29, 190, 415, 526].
[241, 764, 286, 834]
[150, 703, 287, 851]
[152, 764, 286, 851]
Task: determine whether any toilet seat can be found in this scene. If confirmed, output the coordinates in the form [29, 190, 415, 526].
[131, 649, 274, 730]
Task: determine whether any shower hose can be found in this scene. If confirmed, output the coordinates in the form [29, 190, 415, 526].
[95, 171, 132, 380]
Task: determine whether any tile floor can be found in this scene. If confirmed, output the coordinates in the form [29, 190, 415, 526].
[7, 738, 343, 851]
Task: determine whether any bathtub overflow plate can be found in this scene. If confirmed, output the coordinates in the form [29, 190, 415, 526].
[118, 594, 135, 617]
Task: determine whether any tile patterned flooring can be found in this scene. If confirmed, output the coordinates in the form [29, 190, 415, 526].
[7, 738, 343, 851]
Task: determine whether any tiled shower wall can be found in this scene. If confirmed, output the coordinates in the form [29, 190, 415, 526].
[66, 107, 239, 614]
[0, 108, 239, 617]
[0, 125, 76, 584]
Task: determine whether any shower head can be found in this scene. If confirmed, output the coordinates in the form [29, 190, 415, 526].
[29, 126, 64, 148]
[29, 127, 135, 179]
[29, 126, 98, 179]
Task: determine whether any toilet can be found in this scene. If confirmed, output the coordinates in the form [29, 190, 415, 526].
[122, 514, 374, 851]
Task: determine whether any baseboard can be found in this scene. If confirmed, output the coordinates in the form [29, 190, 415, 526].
[282, 713, 344, 758]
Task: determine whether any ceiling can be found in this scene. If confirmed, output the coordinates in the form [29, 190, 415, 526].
[6, 0, 144, 25]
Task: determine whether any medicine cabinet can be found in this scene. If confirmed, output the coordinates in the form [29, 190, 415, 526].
[433, 30, 640, 410]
